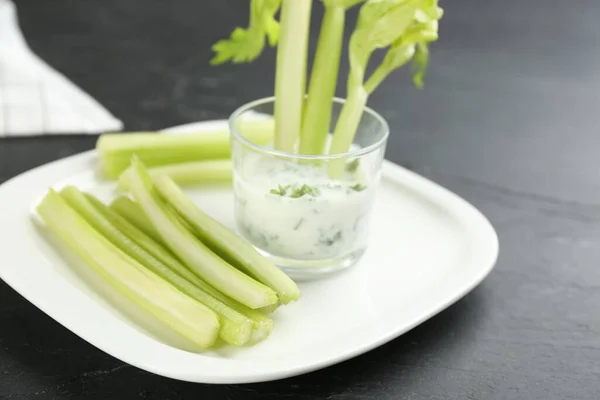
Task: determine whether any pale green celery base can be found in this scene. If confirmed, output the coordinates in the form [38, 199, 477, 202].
[36, 190, 220, 349]
[154, 174, 300, 304]
[128, 158, 278, 309]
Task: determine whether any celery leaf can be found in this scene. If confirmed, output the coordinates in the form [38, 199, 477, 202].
[210, 0, 281, 65]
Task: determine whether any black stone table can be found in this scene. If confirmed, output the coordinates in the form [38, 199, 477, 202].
[1, 0, 599, 398]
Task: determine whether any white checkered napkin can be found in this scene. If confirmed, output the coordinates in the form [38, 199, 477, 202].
[0, 0, 123, 137]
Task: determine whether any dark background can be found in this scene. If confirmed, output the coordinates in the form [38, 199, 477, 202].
[2, 0, 600, 398]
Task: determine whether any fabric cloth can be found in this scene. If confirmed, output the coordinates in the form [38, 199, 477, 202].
[0, 0, 122, 137]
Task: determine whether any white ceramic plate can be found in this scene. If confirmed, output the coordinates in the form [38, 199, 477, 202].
[0, 120, 498, 384]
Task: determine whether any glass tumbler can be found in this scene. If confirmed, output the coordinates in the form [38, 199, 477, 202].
[229, 97, 389, 278]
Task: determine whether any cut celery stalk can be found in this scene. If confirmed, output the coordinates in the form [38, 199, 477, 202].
[36, 189, 219, 349]
[299, 6, 345, 155]
[110, 196, 162, 243]
[85, 193, 273, 338]
[128, 157, 279, 309]
[102, 197, 279, 324]
[90, 195, 195, 285]
[327, 1, 443, 176]
[327, 87, 369, 178]
[60, 187, 253, 346]
[110, 196, 195, 248]
[273, 0, 312, 152]
[154, 174, 300, 304]
[258, 303, 278, 314]
[97, 118, 274, 179]
[118, 160, 232, 191]
[111, 197, 199, 252]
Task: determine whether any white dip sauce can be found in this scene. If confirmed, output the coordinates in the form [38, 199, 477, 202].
[234, 155, 376, 260]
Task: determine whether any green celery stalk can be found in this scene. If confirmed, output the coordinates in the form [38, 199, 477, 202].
[209, 0, 312, 153]
[154, 174, 300, 304]
[36, 189, 220, 349]
[273, 0, 312, 152]
[97, 118, 274, 179]
[258, 303, 278, 314]
[108, 196, 281, 317]
[60, 187, 254, 346]
[327, 0, 443, 177]
[299, 0, 364, 155]
[127, 157, 279, 309]
[89, 195, 194, 284]
[110, 196, 198, 247]
[110, 196, 162, 243]
[85, 193, 274, 339]
[327, 87, 369, 177]
[118, 159, 232, 191]
[364, 5, 441, 93]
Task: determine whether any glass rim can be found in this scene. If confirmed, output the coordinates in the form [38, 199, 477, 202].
[228, 96, 390, 161]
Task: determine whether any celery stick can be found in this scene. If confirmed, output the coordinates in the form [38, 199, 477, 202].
[299, 1, 367, 156]
[273, 0, 312, 152]
[128, 157, 279, 309]
[60, 187, 253, 346]
[111, 197, 199, 249]
[86, 193, 273, 337]
[90, 195, 195, 284]
[328, 0, 443, 176]
[110, 196, 196, 248]
[258, 303, 278, 314]
[106, 196, 279, 322]
[110, 196, 162, 243]
[36, 190, 219, 349]
[327, 87, 369, 177]
[118, 160, 232, 191]
[154, 174, 300, 304]
[97, 118, 274, 179]
[299, 4, 345, 155]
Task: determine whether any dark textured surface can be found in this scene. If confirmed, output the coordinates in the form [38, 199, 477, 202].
[2, 0, 600, 398]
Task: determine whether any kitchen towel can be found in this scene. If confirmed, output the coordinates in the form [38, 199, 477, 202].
[0, 0, 123, 137]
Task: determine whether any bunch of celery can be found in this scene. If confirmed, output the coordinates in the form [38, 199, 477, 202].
[212, 0, 443, 175]
[96, 118, 275, 182]
[35, 159, 299, 349]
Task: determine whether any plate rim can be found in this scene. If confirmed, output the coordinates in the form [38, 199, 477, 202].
[0, 120, 499, 384]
